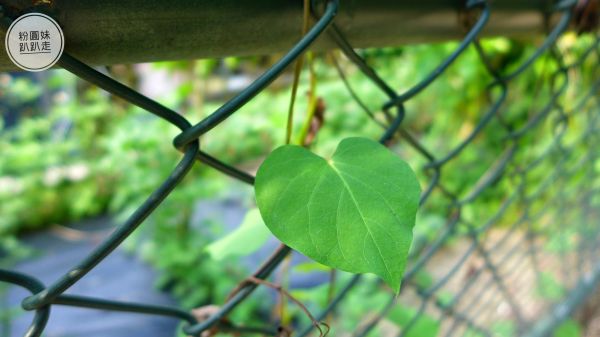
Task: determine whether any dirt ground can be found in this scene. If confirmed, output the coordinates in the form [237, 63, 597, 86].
[384, 226, 599, 336]
[576, 287, 600, 337]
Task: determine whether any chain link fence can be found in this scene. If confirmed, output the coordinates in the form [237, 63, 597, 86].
[0, 0, 599, 336]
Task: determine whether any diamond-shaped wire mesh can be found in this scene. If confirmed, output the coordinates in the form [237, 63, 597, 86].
[0, 0, 599, 336]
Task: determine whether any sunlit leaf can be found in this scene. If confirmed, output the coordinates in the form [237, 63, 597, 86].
[255, 137, 420, 292]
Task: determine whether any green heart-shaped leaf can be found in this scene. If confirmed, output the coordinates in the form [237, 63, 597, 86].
[255, 137, 420, 292]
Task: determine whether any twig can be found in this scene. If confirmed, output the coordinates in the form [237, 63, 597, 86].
[246, 276, 330, 337]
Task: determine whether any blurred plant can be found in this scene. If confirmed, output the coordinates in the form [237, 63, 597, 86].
[0, 32, 596, 336]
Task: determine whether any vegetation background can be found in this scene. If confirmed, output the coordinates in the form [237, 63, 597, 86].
[0, 32, 597, 336]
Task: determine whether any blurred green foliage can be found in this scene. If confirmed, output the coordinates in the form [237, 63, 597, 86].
[554, 319, 582, 337]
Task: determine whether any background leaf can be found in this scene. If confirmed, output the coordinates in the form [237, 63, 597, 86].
[553, 319, 582, 337]
[387, 305, 440, 337]
[205, 208, 271, 261]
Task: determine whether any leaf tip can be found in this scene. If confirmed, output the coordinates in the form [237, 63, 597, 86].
[381, 274, 402, 294]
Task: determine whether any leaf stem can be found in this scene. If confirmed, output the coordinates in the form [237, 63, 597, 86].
[285, 0, 312, 145]
[296, 51, 319, 146]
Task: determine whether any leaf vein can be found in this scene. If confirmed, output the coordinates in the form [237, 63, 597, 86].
[330, 164, 395, 282]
